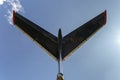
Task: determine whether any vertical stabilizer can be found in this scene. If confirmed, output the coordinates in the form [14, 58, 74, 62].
[57, 29, 64, 80]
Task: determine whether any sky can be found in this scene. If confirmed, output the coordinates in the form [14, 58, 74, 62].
[0, 0, 120, 80]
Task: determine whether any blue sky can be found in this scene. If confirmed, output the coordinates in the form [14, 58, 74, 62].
[0, 0, 120, 80]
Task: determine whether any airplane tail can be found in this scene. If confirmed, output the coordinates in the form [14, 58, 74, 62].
[13, 10, 106, 61]
[13, 10, 106, 80]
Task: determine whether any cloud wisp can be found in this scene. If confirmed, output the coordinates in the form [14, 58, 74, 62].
[0, 0, 6, 5]
[0, 0, 24, 25]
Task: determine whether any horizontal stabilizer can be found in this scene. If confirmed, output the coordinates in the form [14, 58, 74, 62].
[62, 11, 106, 60]
[13, 10, 106, 61]
[13, 11, 58, 60]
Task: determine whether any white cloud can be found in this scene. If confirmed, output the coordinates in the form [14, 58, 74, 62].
[0, 0, 6, 5]
[0, 0, 24, 25]
[6, 0, 24, 25]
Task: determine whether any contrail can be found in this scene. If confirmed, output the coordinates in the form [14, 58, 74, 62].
[0, 0, 24, 25]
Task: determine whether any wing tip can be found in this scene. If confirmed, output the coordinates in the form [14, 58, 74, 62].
[104, 10, 107, 24]
[13, 10, 16, 25]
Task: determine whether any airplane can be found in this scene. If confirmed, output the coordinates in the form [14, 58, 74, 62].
[13, 10, 106, 80]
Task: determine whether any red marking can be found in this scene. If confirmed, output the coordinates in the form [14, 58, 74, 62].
[104, 10, 107, 24]
[13, 11, 16, 24]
